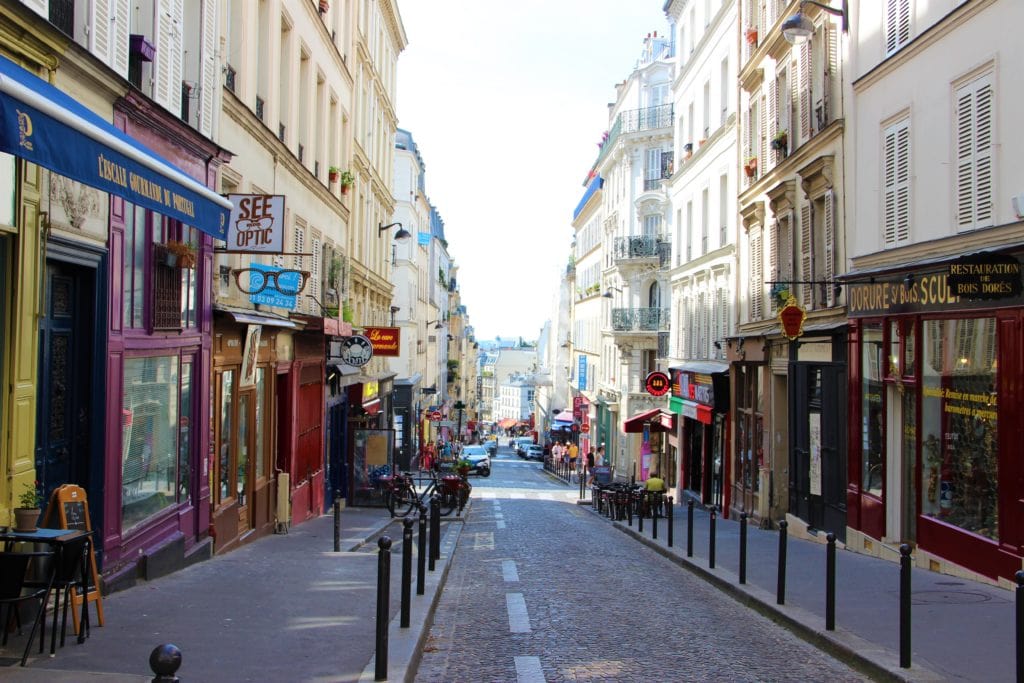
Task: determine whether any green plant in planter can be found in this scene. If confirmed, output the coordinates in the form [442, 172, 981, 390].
[339, 170, 355, 187]
[342, 302, 353, 323]
[328, 255, 343, 288]
[17, 480, 44, 509]
[770, 282, 792, 307]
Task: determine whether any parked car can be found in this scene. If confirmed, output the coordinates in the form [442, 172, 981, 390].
[514, 438, 533, 457]
[460, 445, 491, 476]
[524, 444, 544, 461]
[483, 440, 497, 455]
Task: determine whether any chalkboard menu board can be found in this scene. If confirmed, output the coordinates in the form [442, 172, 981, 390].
[63, 500, 87, 530]
[42, 485, 105, 629]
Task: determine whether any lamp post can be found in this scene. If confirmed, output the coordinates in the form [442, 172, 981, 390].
[454, 400, 466, 442]
[781, 1, 848, 44]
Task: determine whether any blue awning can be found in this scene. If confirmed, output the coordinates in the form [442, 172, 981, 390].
[0, 54, 231, 239]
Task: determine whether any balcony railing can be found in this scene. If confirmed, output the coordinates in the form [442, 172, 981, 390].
[596, 103, 674, 167]
[611, 307, 670, 332]
[613, 235, 663, 261]
[658, 332, 670, 359]
[658, 241, 672, 268]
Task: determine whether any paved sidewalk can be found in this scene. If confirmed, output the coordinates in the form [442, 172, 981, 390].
[0, 504, 466, 682]
[585, 495, 1015, 682]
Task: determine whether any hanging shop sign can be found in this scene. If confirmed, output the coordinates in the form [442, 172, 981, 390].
[577, 355, 588, 391]
[245, 263, 305, 309]
[644, 371, 670, 396]
[365, 326, 401, 356]
[340, 334, 373, 367]
[778, 296, 807, 340]
[225, 194, 286, 253]
[947, 253, 1022, 300]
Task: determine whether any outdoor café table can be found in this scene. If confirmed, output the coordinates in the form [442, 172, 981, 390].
[0, 528, 92, 652]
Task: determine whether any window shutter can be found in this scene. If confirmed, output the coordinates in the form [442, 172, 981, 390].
[92, 0, 111, 65]
[760, 92, 769, 171]
[956, 74, 994, 231]
[112, 0, 130, 77]
[155, 2, 173, 103]
[825, 23, 839, 123]
[293, 223, 305, 270]
[883, 124, 897, 246]
[768, 220, 779, 310]
[800, 203, 813, 307]
[767, 77, 777, 166]
[886, 0, 911, 56]
[716, 287, 727, 359]
[883, 120, 911, 248]
[310, 236, 322, 315]
[799, 43, 811, 141]
[199, 0, 217, 136]
[824, 190, 835, 305]
[750, 228, 763, 320]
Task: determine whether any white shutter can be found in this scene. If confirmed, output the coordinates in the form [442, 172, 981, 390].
[955, 74, 994, 231]
[750, 228, 763, 321]
[883, 121, 911, 248]
[767, 77, 777, 166]
[760, 92, 769, 172]
[799, 43, 811, 140]
[824, 190, 835, 305]
[293, 223, 305, 270]
[800, 203, 813, 307]
[168, 0, 184, 116]
[716, 287, 727, 358]
[825, 23, 839, 123]
[155, 2, 172, 103]
[92, 0, 112, 65]
[886, 0, 911, 56]
[311, 236, 322, 315]
[199, 0, 217, 137]
[112, 0, 130, 78]
[741, 103, 751, 168]
[768, 220, 778, 311]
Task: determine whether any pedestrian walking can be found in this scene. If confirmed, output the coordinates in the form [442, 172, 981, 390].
[568, 444, 579, 482]
[585, 448, 596, 487]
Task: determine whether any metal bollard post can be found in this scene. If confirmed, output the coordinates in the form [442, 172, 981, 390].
[652, 494, 659, 541]
[667, 496, 674, 548]
[1015, 570, 1024, 683]
[739, 513, 748, 584]
[687, 499, 694, 558]
[401, 518, 413, 628]
[826, 532, 836, 630]
[429, 496, 440, 570]
[333, 499, 342, 552]
[374, 536, 392, 682]
[417, 504, 427, 595]
[777, 520, 788, 605]
[627, 489, 634, 527]
[638, 495, 645, 533]
[579, 471, 585, 500]
[709, 506, 717, 569]
[900, 543, 912, 669]
[149, 644, 182, 683]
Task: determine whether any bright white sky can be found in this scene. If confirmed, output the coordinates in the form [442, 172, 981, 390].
[396, 1, 669, 342]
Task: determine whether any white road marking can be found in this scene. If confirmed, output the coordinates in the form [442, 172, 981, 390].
[506, 593, 531, 632]
[514, 656, 545, 682]
[501, 560, 519, 582]
[472, 532, 494, 550]
[494, 513, 504, 519]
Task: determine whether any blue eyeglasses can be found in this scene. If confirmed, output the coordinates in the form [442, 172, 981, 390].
[232, 268, 310, 296]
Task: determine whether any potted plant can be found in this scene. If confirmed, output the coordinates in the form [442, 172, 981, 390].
[339, 170, 355, 195]
[745, 27, 758, 45]
[328, 166, 340, 183]
[744, 156, 758, 177]
[455, 458, 473, 476]
[319, 0, 329, 14]
[342, 302, 353, 323]
[14, 481, 44, 532]
[771, 129, 788, 152]
[157, 240, 197, 269]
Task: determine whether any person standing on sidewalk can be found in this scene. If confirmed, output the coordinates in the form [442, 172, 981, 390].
[568, 444, 579, 482]
[585, 448, 596, 487]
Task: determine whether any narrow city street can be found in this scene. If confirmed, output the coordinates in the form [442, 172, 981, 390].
[417, 446, 865, 682]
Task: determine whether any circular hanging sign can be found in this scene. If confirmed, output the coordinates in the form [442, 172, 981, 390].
[571, 423, 579, 432]
[645, 371, 671, 397]
[778, 297, 807, 341]
[340, 334, 374, 366]
[581, 423, 590, 434]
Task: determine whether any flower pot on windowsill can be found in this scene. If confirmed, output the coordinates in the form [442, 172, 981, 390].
[744, 164, 757, 178]
[13, 507, 39, 532]
[745, 28, 758, 46]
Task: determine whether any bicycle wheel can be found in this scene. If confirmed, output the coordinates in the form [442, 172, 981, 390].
[438, 487, 458, 516]
[391, 483, 418, 518]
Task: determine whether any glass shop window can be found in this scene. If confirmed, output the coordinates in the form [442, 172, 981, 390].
[861, 322, 884, 496]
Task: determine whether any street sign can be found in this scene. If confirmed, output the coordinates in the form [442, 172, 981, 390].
[571, 423, 579, 432]
[581, 423, 590, 434]
[429, 411, 443, 421]
[437, 420, 455, 427]
[645, 371, 670, 396]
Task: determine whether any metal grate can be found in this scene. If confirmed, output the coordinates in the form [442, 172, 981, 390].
[255, 96, 264, 121]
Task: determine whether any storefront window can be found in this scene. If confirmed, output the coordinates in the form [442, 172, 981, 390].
[219, 370, 234, 504]
[920, 318, 998, 540]
[861, 323, 884, 496]
[123, 204, 146, 328]
[735, 365, 761, 499]
[121, 356, 180, 530]
[255, 368, 266, 480]
[177, 362, 192, 503]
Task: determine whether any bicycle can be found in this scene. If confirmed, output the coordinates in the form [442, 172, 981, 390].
[378, 472, 419, 518]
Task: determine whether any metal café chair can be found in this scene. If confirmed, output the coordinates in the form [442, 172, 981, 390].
[0, 550, 54, 666]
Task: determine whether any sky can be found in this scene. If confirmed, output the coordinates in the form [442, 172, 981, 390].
[395, 1, 670, 342]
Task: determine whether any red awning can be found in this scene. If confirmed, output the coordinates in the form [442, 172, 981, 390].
[498, 418, 517, 429]
[362, 399, 381, 416]
[623, 408, 675, 433]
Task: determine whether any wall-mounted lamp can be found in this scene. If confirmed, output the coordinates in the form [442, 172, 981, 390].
[426, 319, 443, 330]
[602, 285, 624, 299]
[781, 1, 848, 44]
[447, 334, 455, 341]
[389, 305, 400, 326]
[378, 222, 412, 243]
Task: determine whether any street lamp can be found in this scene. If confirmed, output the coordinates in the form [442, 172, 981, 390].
[378, 221, 412, 243]
[390, 305, 400, 326]
[602, 285, 624, 299]
[781, 1, 848, 44]
[426, 319, 443, 330]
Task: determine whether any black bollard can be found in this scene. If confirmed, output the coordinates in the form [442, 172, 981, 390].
[401, 518, 413, 628]
[428, 497, 439, 571]
[777, 520, 788, 605]
[667, 496, 674, 548]
[579, 471, 585, 500]
[826, 532, 836, 630]
[687, 499, 694, 557]
[1016, 570, 1024, 683]
[627, 489, 633, 527]
[652, 494, 659, 540]
[334, 499, 344, 552]
[149, 644, 182, 683]
[375, 536, 392, 682]
[709, 506, 717, 569]
[638, 496, 645, 533]
[900, 543, 912, 669]
[417, 504, 427, 595]
[739, 513, 748, 584]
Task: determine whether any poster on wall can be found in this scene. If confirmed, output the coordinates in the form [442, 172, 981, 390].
[809, 413, 822, 496]
[239, 324, 262, 387]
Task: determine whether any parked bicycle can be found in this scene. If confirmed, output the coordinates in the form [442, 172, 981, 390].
[378, 468, 472, 518]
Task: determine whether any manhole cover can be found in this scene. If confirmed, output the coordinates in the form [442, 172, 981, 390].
[912, 590, 991, 605]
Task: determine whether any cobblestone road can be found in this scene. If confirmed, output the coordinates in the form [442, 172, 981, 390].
[417, 452, 866, 682]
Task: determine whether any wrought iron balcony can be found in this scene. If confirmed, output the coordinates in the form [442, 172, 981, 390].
[612, 235, 664, 262]
[595, 103, 674, 167]
[611, 307, 670, 332]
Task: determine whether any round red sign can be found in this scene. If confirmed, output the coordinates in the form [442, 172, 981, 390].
[429, 411, 442, 421]
[645, 371, 670, 397]
[580, 423, 590, 434]
[571, 423, 579, 432]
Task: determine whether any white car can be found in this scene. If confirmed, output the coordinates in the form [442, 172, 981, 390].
[460, 445, 491, 476]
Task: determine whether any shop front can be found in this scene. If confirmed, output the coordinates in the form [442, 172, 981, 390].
[669, 363, 729, 512]
[845, 255, 1024, 580]
[622, 408, 675, 486]
[347, 374, 395, 507]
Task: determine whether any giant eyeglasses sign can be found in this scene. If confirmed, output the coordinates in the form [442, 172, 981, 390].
[234, 264, 309, 309]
